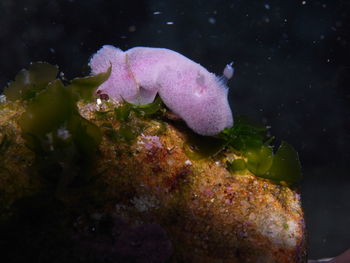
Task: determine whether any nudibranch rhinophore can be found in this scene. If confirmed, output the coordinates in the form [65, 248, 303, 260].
[89, 45, 234, 136]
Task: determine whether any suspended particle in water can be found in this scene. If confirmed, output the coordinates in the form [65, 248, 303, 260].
[208, 17, 216, 24]
[264, 4, 270, 10]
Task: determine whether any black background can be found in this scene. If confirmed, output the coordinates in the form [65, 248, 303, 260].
[0, 0, 349, 259]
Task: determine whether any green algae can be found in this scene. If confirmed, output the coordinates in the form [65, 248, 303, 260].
[186, 115, 302, 184]
[184, 133, 226, 160]
[70, 66, 111, 102]
[111, 96, 166, 143]
[262, 141, 302, 184]
[3, 63, 110, 195]
[226, 159, 246, 173]
[3, 62, 58, 101]
[114, 96, 165, 121]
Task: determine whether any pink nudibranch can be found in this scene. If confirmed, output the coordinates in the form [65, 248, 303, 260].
[89, 45, 234, 136]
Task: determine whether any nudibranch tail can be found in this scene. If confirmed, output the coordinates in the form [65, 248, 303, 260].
[89, 45, 234, 136]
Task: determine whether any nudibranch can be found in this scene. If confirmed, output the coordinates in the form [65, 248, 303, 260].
[89, 45, 234, 136]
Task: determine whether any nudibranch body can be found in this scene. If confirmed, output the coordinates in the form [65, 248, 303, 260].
[89, 45, 233, 136]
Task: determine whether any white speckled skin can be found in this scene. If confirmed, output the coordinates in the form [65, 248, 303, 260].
[89, 45, 233, 136]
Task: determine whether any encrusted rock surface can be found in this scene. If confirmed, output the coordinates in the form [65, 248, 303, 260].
[0, 98, 306, 263]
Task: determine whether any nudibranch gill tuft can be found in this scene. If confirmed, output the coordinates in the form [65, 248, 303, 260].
[89, 45, 234, 136]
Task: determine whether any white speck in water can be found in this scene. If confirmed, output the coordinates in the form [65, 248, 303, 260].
[153, 11, 162, 15]
[166, 21, 174, 25]
[326, 58, 330, 63]
[301, 1, 306, 5]
[284, 18, 288, 22]
[322, 4, 327, 8]
[320, 35, 325, 40]
[49, 48, 55, 53]
[264, 3, 270, 10]
[208, 17, 216, 24]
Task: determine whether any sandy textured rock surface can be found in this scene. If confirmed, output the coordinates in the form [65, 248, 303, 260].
[0, 98, 306, 262]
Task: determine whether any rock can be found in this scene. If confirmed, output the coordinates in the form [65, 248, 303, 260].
[0, 97, 306, 262]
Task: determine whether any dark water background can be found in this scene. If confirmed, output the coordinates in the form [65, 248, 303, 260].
[0, 0, 349, 259]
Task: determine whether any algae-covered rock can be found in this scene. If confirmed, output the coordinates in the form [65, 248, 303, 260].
[0, 63, 306, 263]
